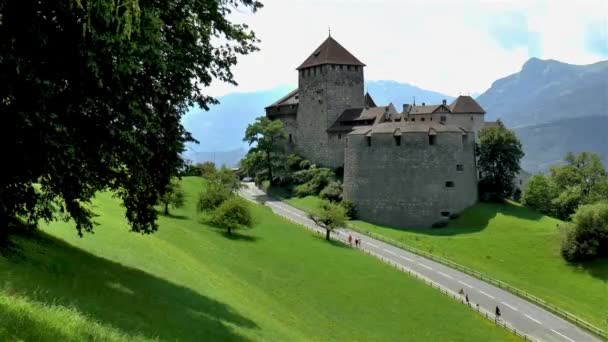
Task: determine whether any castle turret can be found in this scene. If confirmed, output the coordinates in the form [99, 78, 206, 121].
[296, 36, 365, 167]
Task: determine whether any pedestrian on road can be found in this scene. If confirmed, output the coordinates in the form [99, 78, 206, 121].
[465, 294, 470, 306]
[348, 234, 353, 245]
[355, 238, 359, 247]
[495, 306, 501, 320]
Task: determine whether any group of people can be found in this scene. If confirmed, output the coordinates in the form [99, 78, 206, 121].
[462, 291, 501, 320]
[347, 234, 361, 247]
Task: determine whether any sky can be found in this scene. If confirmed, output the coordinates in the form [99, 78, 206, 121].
[207, 0, 608, 97]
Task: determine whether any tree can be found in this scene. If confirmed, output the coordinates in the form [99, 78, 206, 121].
[197, 183, 232, 213]
[560, 201, 608, 262]
[159, 179, 185, 215]
[243, 116, 287, 185]
[477, 126, 525, 202]
[0, 0, 262, 236]
[207, 166, 243, 192]
[309, 201, 348, 241]
[210, 197, 253, 235]
[199, 162, 217, 179]
[522, 174, 559, 215]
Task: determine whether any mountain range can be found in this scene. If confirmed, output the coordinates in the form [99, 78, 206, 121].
[182, 58, 607, 172]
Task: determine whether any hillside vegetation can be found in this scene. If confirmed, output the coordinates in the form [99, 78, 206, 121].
[0, 177, 515, 341]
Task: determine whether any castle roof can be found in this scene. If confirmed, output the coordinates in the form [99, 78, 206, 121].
[349, 122, 468, 135]
[364, 92, 377, 108]
[327, 105, 397, 133]
[265, 88, 299, 109]
[297, 36, 365, 70]
[408, 104, 443, 115]
[449, 95, 486, 114]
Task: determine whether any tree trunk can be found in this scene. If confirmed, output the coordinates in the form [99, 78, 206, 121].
[266, 151, 273, 185]
[164, 203, 169, 215]
[228, 226, 232, 235]
[325, 229, 330, 241]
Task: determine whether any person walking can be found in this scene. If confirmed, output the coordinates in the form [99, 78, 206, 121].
[495, 305, 501, 321]
[355, 238, 359, 247]
[348, 234, 353, 245]
[465, 294, 470, 306]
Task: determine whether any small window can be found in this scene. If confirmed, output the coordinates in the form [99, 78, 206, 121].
[430, 117, 433, 121]
[338, 133, 342, 140]
[421, 118, 425, 122]
[462, 135, 467, 146]
[412, 118, 415, 122]
[470, 115, 474, 121]
[456, 164, 464, 171]
[441, 211, 451, 217]
[445, 181, 454, 188]
[347, 65, 351, 71]
[440, 116, 446, 122]
[340, 65, 343, 70]
[429, 135, 436, 145]
[366, 136, 371, 147]
[289, 134, 293, 143]
[394, 136, 401, 146]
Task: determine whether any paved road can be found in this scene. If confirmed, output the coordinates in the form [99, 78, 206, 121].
[240, 183, 601, 342]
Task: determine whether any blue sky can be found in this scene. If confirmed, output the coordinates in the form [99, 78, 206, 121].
[208, 0, 607, 97]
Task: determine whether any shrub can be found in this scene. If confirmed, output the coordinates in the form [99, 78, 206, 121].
[299, 159, 312, 170]
[340, 200, 357, 219]
[320, 182, 343, 202]
[197, 183, 232, 212]
[286, 154, 304, 172]
[522, 174, 559, 215]
[560, 201, 608, 262]
[293, 182, 316, 197]
[210, 197, 253, 235]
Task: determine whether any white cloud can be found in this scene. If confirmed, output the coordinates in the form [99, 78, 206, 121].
[206, 0, 607, 97]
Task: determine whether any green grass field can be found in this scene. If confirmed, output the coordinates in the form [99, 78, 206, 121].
[0, 177, 516, 341]
[267, 186, 608, 331]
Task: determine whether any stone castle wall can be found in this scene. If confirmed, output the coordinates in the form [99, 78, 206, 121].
[296, 64, 363, 168]
[343, 130, 478, 228]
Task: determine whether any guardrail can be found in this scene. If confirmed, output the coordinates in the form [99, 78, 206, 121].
[347, 224, 608, 341]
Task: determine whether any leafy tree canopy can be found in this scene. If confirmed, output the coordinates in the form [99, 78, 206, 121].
[159, 179, 185, 216]
[209, 197, 253, 235]
[243, 116, 286, 184]
[0, 0, 261, 236]
[310, 200, 348, 241]
[477, 126, 524, 202]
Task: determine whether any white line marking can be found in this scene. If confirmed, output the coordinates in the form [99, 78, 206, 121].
[438, 271, 453, 279]
[501, 302, 518, 311]
[383, 249, 396, 255]
[525, 314, 542, 325]
[551, 329, 575, 342]
[419, 263, 433, 270]
[366, 242, 379, 248]
[458, 280, 474, 289]
[478, 290, 495, 299]
[399, 255, 414, 262]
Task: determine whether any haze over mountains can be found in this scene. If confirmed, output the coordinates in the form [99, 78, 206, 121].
[183, 58, 607, 172]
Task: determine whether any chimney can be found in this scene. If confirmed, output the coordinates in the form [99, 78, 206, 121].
[442, 99, 447, 105]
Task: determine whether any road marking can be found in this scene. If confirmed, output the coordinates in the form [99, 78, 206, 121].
[458, 280, 474, 289]
[478, 290, 495, 299]
[525, 314, 542, 325]
[383, 249, 396, 255]
[399, 255, 414, 262]
[550, 329, 575, 342]
[366, 242, 379, 248]
[419, 263, 433, 270]
[501, 302, 518, 311]
[438, 271, 453, 279]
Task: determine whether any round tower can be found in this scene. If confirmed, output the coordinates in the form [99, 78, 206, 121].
[296, 36, 365, 167]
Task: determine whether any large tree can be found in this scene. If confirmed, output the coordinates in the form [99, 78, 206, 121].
[243, 116, 286, 185]
[477, 126, 524, 202]
[159, 179, 185, 216]
[310, 201, 348, 241]
[0, 0, 262, 236]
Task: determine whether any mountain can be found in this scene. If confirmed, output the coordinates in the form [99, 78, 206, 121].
[477, 58, 608, 128]
[181, 81, 452, 164]
[514, 116, 608, 172]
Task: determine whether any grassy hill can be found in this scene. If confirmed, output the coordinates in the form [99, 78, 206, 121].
[268, 187, 608, 331]
[0, 177, 515, 341]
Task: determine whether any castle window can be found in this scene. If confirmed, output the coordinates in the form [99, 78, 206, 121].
[462, 135, 467, 146]
[429, 135, 436, 145]
[470, 115, 474, 121]
[412, 118, 415, 122]
[340, 65, 343, 70]
[445, 181, 454, 188]
[338, 133, 342, 140]
[394, 136, 401, 146]
[441, 211, 451, 217]
[440, 116, 446, 122]
[347, 65, 351, 71]
[289, 134, 293, 143]
[456, 164, 464, 171]
[430, 117, 433, 121]
[421, 118, 425, 122]
[366, 136, 371, 147]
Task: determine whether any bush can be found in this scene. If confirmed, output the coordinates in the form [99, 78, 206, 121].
[340, 200, 357, 219]
[522, 174, 559, 215]
[292, 167, 335, 196]
[197, 183, 232, 212]
[286, 154, 304, 172]
[320, 182, 343, 202]
[299, 159, 311, 170]
[432, 220, 448, 229]
[210, 197, 253, 235]
[293, 182, 316, 197]
[560, 201, 608, 262]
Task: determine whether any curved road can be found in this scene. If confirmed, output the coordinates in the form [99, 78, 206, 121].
[240, 183, 601, 342]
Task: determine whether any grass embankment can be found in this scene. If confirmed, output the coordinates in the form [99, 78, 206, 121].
[267, 186, 608, 330]
[0, 177, 515, 341]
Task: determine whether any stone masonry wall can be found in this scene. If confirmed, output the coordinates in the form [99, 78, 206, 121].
[296, 64, 364, 168]
[343, 131, 478, 228]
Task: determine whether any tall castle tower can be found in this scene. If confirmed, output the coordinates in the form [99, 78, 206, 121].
[296, 36, 365, 167]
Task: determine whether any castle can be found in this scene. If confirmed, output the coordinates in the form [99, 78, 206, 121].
[265, 36, 498, 228]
